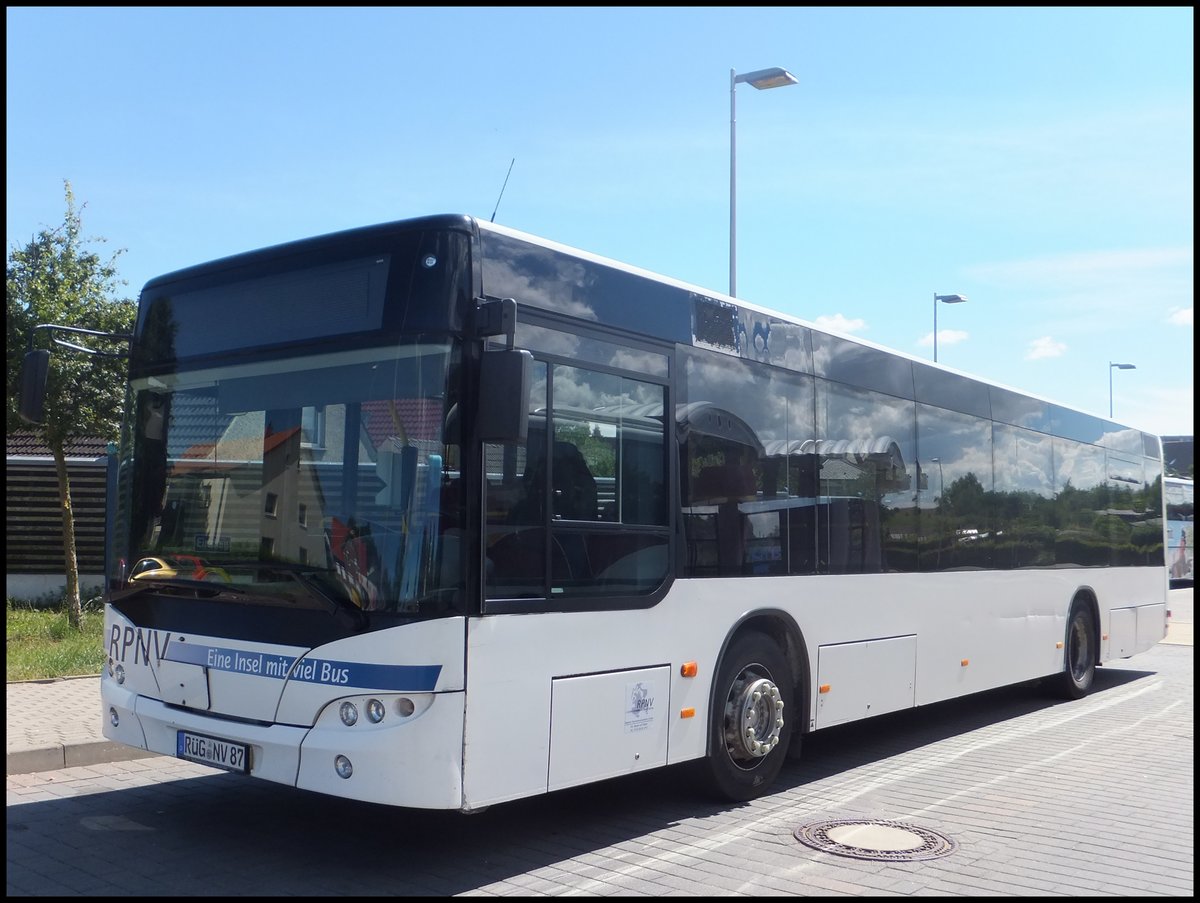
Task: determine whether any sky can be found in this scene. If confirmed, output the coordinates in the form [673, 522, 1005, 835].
[6, 7, 1194, 437]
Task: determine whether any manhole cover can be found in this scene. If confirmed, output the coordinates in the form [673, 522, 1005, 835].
[793, 819, 957, 862]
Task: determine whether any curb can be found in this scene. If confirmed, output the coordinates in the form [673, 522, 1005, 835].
[7, 740, 159, 776]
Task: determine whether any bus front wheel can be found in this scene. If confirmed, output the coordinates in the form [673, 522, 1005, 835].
[701, 632, 793, 802]
[1052, 603, 1097, 700]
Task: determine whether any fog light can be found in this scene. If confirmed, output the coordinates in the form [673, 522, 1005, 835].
[109, 706, 119, 727]
[115, 663, 126, 685]
[339, 701, 358, 726]
[366, 699, 385, 723]
[396, 697, 416, 717]
[334, 755, 353, 779]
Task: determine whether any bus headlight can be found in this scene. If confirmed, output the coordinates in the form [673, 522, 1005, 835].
[318, 694, 433, 730]
[334, 755, 353, 779]
[366, 698, 386, 723]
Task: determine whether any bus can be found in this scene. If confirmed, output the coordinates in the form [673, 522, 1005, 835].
[21, 213, 1168, 811]
[1166, 476, 1193, 588]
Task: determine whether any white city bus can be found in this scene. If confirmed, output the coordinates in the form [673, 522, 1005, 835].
[30, 214, 1166, 811]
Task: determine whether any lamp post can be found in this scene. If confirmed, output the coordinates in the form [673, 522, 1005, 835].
[932, 293, 968, 362]
[730, 66, 798, 297]
[1109, 362, 1136, 418]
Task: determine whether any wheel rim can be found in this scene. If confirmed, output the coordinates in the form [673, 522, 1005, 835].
[722, 666, 785, 768]
[1068, 615, 1091, 682]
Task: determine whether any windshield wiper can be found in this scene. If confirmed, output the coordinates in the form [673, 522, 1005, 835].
[112, 578, 248, 601]
[247, 563, 369, 629]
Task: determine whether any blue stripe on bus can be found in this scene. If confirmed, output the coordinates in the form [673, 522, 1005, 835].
[163, 641, 442, 691]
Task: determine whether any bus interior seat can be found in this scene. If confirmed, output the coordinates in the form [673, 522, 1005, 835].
[510, 439, 598, 523]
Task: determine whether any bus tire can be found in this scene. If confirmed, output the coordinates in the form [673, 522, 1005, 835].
[701, 631, 793, 802]
[1052, 603, 1097, 700]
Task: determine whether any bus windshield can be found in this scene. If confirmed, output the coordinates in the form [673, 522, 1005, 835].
[115, 339, 463, 617]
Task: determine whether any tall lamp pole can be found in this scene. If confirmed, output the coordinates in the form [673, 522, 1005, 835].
[730, 66, 797, 297]
[1109, 362, 1136, 418]
[931, 457, 945, 504]
[932, 292, 968, 362]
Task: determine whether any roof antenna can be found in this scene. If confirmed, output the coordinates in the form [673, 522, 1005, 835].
[490, 158, 515, 222]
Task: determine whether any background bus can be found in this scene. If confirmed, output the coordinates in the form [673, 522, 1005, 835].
[1166, 476, 1193, 588]
[23, 213, 1167, 811]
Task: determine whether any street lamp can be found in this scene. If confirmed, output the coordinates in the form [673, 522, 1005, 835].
[1109, 362, 1136, 418]
[932, 293, 968, 362]
[730, 66, 798, 297]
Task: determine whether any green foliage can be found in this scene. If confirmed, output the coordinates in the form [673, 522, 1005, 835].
[7, 180, 136, 631]
[6, 596, 107, 681]
[6, 180, 136, 444]
[556, 421, 616, 477]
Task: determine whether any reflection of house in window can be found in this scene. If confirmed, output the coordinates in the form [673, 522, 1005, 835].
[260, 537, 275, 558]
[264, 492, 278, 517]
[301, 405, 326, 449]
[298, 503, 308, 527]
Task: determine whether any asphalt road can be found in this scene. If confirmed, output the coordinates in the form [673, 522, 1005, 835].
[7, 636, 1192, 896]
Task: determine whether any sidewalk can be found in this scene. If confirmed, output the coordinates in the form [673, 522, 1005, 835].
[5, 674, 158, 775]
[8, 609, 1192, 777]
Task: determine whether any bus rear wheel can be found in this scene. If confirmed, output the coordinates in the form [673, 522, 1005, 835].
[701, 632, 793, 802]
[1052, 603, 1097, 700]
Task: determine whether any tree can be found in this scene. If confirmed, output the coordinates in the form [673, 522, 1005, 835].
[6, 181, 136, 629]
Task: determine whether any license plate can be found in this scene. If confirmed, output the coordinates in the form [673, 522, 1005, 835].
[176, 730, 250, 774]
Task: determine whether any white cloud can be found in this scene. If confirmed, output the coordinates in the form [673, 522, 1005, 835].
[968, 247, 1192, 286]
[964, 246, 1194, 329]
[1125, 384, 1194, 437]
[919, 329, 968, 349]
[1026, 336, 1067, 360]
[1167, 306, 1193, 327]
[813, 313, 867, 334]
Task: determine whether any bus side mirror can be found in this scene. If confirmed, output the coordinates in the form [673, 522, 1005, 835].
[477, 349, 532, 444]
[18, 349, 50, 425]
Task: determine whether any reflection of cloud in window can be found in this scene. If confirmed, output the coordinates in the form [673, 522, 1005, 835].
[520, 325, 580, 357]
[1054, 439, 1105, 489]
[685, 354, 812, 443]
[757, 320, 811, 371]
[611, 349, 666, 373]
[916, 407, 992, 489]
[552, 367, 659, 414]
[1100, 426, 1144, 455]
[1106, 452, 1144, 486]
[924, 440, 992, 487]
[994, 425, 1054, 497]
[820, 384, 914, 445]
[487, 252, 598, 320]
[516, 323, 668, 377]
